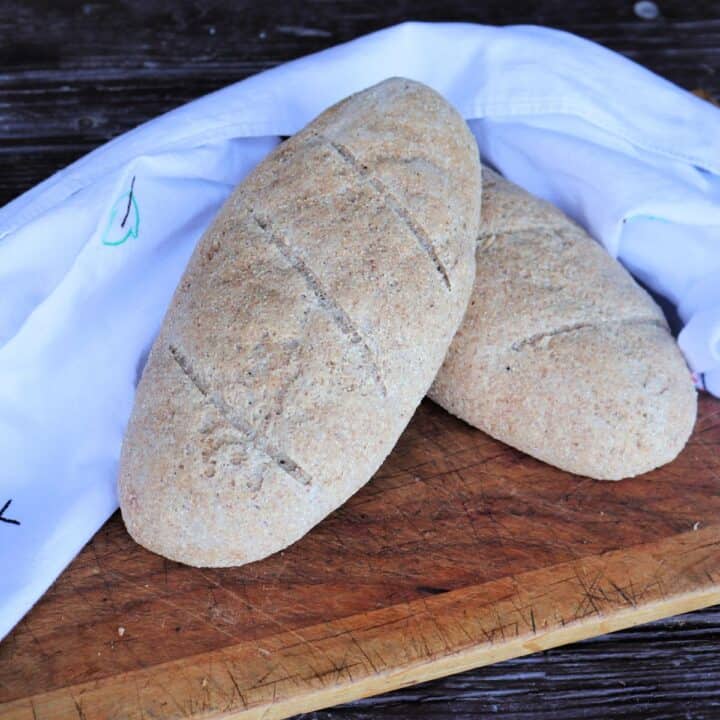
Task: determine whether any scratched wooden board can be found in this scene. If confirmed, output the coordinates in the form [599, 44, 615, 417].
[0, 393, 719, 720]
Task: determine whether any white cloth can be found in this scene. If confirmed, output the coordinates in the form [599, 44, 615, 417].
[1, 21, 718, 640]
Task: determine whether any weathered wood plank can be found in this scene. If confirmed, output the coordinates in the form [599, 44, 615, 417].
[1, 1, 719, 206]
[301, 606, 720, 719]
[1, 396, 719, 719]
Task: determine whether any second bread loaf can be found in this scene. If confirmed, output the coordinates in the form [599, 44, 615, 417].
[430, 167, 696, 480]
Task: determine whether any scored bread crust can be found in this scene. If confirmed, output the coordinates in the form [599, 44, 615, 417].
[118, 78, 481, 566]
[430, 167, 697, 481]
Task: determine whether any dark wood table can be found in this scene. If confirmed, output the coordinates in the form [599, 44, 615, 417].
[3, 2, 719, 717]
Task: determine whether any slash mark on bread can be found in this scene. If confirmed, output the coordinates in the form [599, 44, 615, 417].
[322, 136, 452, 292]
[251, 212, 387, 397]
[168, 344, 313, 487]
[510, 317, 667, 352]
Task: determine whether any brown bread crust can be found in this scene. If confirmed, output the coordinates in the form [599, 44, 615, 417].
[430, 167, 696, 481]
[118, 79, 481, 565]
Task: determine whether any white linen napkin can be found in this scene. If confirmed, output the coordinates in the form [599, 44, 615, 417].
[1, 21, 718, 641]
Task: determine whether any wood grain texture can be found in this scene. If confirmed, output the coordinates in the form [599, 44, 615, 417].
[1, 395, 719, 719]
[9, 598, 719, 720]
[300, 606, 720, 719]
[1, 1, 720, 207]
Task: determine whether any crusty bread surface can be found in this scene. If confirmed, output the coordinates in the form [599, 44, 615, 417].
[430, 167, 697, 480]
[118, 78, 481, 566]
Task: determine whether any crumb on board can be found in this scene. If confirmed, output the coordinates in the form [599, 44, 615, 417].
[118, 626, 126, 637]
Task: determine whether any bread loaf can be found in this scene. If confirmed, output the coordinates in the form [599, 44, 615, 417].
[430, 167, 696, 480]
[118, 78, 481, 566]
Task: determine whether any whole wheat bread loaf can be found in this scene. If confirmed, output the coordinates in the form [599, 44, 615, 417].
[118, 78, 481, 566]
[430, 167, 696, 480]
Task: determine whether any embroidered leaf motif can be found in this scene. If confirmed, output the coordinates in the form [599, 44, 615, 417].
[101, 176, 139, 246]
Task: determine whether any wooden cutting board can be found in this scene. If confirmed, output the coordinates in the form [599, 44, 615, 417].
[2, 395, 719, 720]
